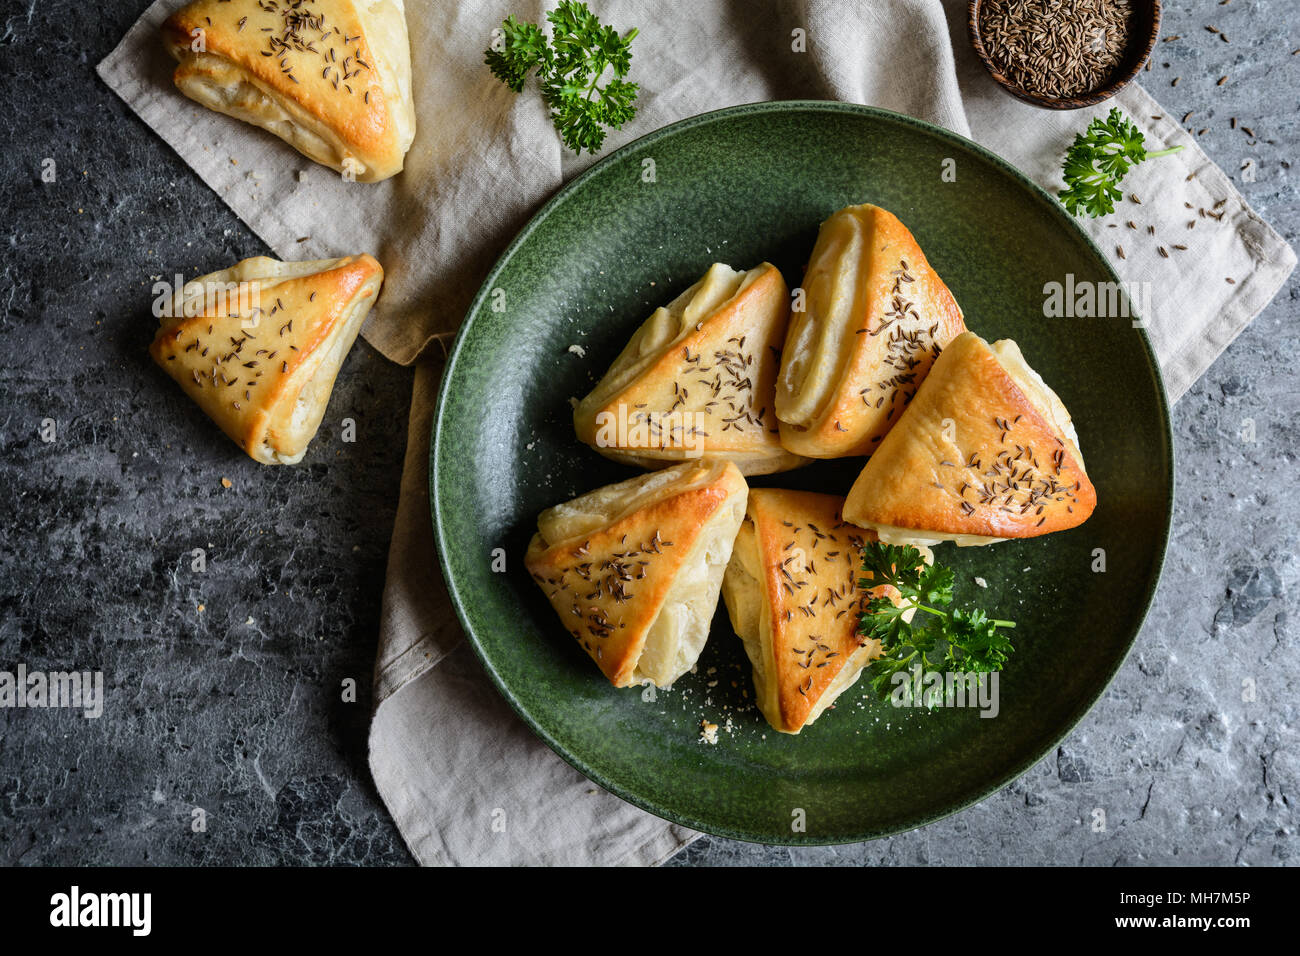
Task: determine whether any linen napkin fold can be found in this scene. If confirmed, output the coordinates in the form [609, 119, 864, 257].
[99, 0, 1294, 866]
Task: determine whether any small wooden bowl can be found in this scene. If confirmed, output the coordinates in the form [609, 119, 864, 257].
[968, 0, 1161, 110]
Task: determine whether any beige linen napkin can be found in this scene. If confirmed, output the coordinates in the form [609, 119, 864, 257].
[100, 0, 1294, 865]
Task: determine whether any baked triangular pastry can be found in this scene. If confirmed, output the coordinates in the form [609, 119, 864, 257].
[525, 460, 748, 688]
[721, 489, 925, 734]
[150, 254, 383, 464]
[843, 332, 1097, 546]
[775, 204, 966, 458]
[161, 0, 416, 181]
[574, 263, 809, 476]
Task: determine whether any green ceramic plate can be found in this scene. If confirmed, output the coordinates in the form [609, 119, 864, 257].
[431, 102, 1172, 845]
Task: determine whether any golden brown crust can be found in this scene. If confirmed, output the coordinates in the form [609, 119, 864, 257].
[776, 204, 965, 458]
[842, 332, 1097, 540]
[524, 461, 748, 688]
[726, 489, 899, 733]
[149, 254, 383, 464]
[574, 263, 809, 476]
[162, 0, 414, 181]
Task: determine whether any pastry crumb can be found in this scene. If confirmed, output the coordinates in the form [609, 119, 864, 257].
[974, 576, 988, 588]
[699, 720, 719, 745]
[567, 344, 586, 358]
[220, 477, 232, 489]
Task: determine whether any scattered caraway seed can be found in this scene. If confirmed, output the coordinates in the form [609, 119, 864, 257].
[1198, 128, 1208, 136]
[1205, 25, 1219, 33]
[1171, 76, 1180, 86]
[1147, 224, 1155, 235]
[1231, 117, 1237, 128]
[1226, 277, 1236, 284]
[1173, 244, 1188, 251]
[1131, 193, 1141, 204]
[1182, 111, 1194, 123]
[1163, 35, 1180, 42]
[1158, 246, 1169, 258]
[1117, 245, 1126, 259]
[1217, 76, 1228, 86]
[1242, 126, 1255, 137]
[1127, 220, 1137, 229]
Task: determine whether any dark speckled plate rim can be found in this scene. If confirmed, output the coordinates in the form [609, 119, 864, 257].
[429, 100, 1174, 846]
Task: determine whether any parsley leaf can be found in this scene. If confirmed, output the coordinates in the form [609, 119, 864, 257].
[484, 2, 639, 155]
[857, 541, 1017, 704]
[484, 16, 549, 93]
[944, 607, 1015, 673]
[1058, 107, 1183, 218]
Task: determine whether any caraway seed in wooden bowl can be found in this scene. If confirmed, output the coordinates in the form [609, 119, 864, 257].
[969, 0, 1161, 110]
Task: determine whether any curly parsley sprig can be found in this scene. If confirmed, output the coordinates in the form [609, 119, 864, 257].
[1059, 107, 1183, 218]
[857, 542, 1017, 701]
[484, 2, 639, 155]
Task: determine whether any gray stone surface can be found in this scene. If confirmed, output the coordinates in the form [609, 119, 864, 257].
[0, 0, 1295, 867]
[0, 2, 411, 865]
